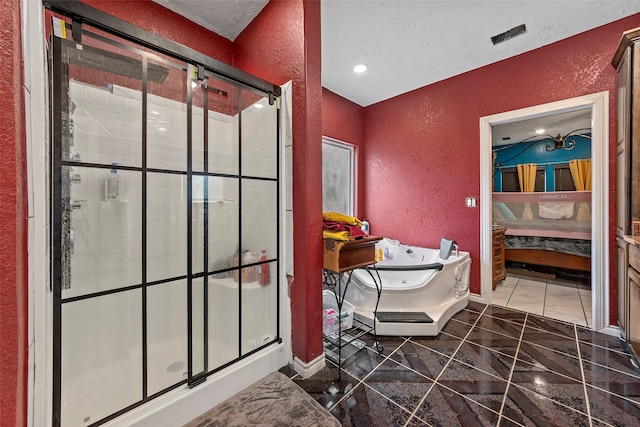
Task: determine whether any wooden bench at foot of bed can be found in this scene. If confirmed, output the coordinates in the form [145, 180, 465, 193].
[505, 248, 591, 272]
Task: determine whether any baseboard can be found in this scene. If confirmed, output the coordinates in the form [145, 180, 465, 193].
[293, 354, 325, 379]
[597, 325, 622, 338]
[470, 293, 488, 305]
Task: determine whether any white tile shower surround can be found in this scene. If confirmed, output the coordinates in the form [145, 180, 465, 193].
[67, 81, 278, 294]
[492, 273, 592, 326]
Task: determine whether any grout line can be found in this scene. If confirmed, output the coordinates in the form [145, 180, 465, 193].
[496, 311, 528, 427]
[504, 277, 517, 306]
[542, 280, 548, 316]
[403, 305, 486, 426]
[574, 323, 593, 427]
[577, 286, 591, 327]
[329, 336, 409, 411]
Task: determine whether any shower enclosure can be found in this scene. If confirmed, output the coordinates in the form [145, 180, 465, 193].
[47, 3, 282, 426]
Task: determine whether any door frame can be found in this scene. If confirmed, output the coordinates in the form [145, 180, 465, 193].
[479, 92, 610, 331]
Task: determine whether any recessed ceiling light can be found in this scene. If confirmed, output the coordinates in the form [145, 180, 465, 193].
[535, 128, 545, 134]
[254, 103, 264, 109]
[353, 64, 367, 74]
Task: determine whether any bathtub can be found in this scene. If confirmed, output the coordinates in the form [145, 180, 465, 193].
[344, 237, 471, 336]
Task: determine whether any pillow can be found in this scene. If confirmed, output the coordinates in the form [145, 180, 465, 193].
[493, 202, 516, 221]
[538, 201, 575, 220]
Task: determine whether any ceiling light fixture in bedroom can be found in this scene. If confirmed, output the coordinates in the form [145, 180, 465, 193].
[543, 128, 591, 152]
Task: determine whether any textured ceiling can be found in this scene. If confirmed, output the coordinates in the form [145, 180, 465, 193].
[152, 0, 268, 41]
[322, 0, 640, 106]
[492, 108, 592, 146]
[154, 0, 640, 108]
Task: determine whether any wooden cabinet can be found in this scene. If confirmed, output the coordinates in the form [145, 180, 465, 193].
[614, 33, 633, 236]
[492, 226, 506, 290]
[628, 266, 640, 359]
[627, 242, 640, 358]
[323, 236, 382, 273]
[613, 29, 640, 365]
[617, 238, 629, 340]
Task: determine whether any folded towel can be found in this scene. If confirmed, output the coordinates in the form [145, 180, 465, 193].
[323, 212, 363, 227]
[322, 221, 344, 231]
[323, 230, 352, 241]
[323, 226, 366, 241]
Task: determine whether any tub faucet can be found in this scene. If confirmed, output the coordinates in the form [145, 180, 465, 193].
[406, 248, 413, 254]
[453, 243, 459, 257]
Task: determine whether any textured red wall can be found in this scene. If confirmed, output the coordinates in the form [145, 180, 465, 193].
[0, 0, 27, 425]
[80, 0, 234, 62]
[235, 0, 323, 363]
[322, 88, 366, 217]
[322, 88, 364, 144]
[362, 14, 640, 312]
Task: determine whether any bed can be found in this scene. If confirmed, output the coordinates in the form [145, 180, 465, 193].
[492, 191, 592, 273]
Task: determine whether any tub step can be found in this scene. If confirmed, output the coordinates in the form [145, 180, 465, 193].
[376, 312, 433, 323]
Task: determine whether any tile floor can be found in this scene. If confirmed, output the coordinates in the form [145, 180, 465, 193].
[281, 301, 640, 427]
[492, 272, 592, 327]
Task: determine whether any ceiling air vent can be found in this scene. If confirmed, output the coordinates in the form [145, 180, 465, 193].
[491, 24, 527, 45]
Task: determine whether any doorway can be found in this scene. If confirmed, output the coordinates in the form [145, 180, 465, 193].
[479, 92, 610, 332]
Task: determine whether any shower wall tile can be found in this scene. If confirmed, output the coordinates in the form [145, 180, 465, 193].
[61, 290, 143, 426]
[66, 168, 142, 298]
[67, 81, 282, 289]
[242, 105, 277, 179]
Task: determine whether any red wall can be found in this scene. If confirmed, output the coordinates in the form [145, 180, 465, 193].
[80, 0, 234, 62]
[361, 14, 640, 311]
[235, 0, 323, 363]
[0, 0, 27, 425]
[322, 88, 366, 217]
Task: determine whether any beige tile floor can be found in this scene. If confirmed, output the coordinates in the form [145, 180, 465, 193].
[492, 272, 592, 327]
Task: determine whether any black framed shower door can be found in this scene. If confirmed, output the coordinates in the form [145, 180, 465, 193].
[47, 3, 281, 426]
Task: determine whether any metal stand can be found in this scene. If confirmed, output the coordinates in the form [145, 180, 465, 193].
[322, 265, 383, 381]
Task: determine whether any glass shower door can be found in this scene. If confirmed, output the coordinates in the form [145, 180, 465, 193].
[50, 24, 191, 425]
[50, 11, 281, 426]
[51, 28, 147, 426]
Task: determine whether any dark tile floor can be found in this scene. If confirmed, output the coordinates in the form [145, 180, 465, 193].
[279, 301, 640, 427]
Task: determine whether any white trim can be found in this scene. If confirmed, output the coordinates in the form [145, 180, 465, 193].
[470, 293, 489, 305]
[598, 325, 622, 338]
[322, 136, 356, 217]
[480, 92, 610, 332]
[23, 1, 52, 426]
[292, 354, 326, 379]
[103, 344, 291, 427]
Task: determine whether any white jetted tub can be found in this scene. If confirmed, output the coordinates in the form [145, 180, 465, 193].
[344, 237, 471, 336]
